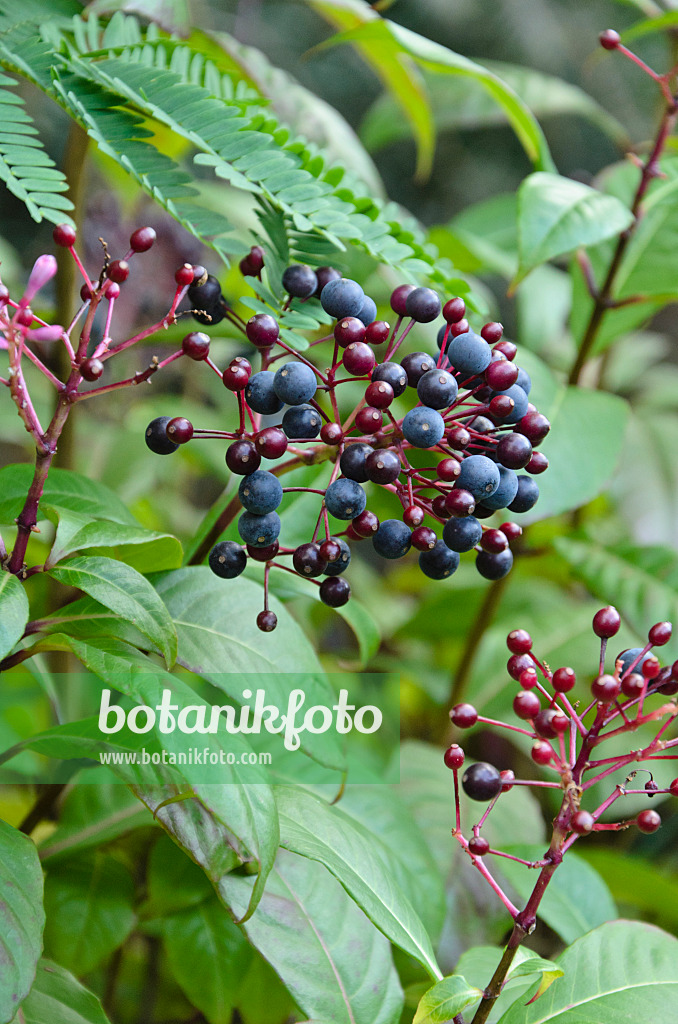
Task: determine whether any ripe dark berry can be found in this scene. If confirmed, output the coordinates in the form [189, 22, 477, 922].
[324, 537, 351, 575]
[209, 541, 246, 579]
[282, 404, 322, 439]
[145, 417, 179, 455]
[390, 283, 415, 315]
[107, 259, 129, 283]
[182, 331, 211, 360]
[320, 422, 343, 445]
[343, 342, 375, 376]
[365, 380, 395, 409]
[443, 516, 482, 553]
[616, 648, 648, 677]
[325, 478, 367, 520]
[238, 470, 283, 515]
[447, 331, 492, 376]
[401, 351, 437, 387]
[319, 576, 351, 607]
[402, 407, 445, 448]
[531, 740, 554, 766]
[355, 407, 383, 433]
[247, 541, 279, 562]
[513, 690, 541, 720]
[636, 809, 661, 833]
[417, 369, 458, 409]
[457, 455, 500, 500]
[526, 451, 549, 475]
[571, 810, 594, 835]
[257, 610, 278, 632]
[365, 320, 390, 345]
[53, 223, 76, 247]
[450, 703, 478, 728]
[443, 297, 465, 323]
[462, 762, 502, 802]
[553, 667, 576, 693]
[80, 283, 92, 302]
[313, 266, 341, 297]
[246, 313, 279, 348]
[175, 263, 194, 286]
[649, 622, 672, 646]
[239, 245, 265, 277]
[621, 672, 644, 699]
[340, 443, 374, 483]
[480, 529, 508, 553]
[373, 519, 412, 559]
[515, 411, 550, 444]
[321, 277, 365, 318]
[366, 449, 401, 485]
[274, 361, 318, 405]
[129, 226, 156, 252]
[80, 357, 104, 382]
[496, 433, 532, 470]
[468, 836, 490, 857]
[476, 548, 513, 580]
[246, 372, 284, 415]
[226, 440, 260, 475]
[293, 542, 328, 578]
[238, 510, 281, 547]
[507, 629, 532, 654]
[419, 540, 460, 580]
[593, 606, 621, 639]
[507, 476, 539, 514]
[254, 427, 288, 460]
[352, 510, 379, 538]
[592, 674, 620, 702]
[282, 263, 318, 298]
[600, 29, 620, 49]
[372, 361, 408, 397]
[166, 417, 193, 445]
[411, 526, 437, 551]
[403, 505, 424, 528]
[334, 317, 366, 347]
[432, 495, 451, 520]
[507, 653, 533, 680]
[533, 708, 567, 739]
[443, 744, 464, 769]
[445, 489, 475, 518]
[405, 286, 441, 323]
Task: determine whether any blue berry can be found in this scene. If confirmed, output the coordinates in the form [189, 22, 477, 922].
[323, 537, 351, 576]
[443, 516, 483, 552]
[237, 510, 281, 547]
[245, 371, 284, 415]
[238, 470, 283, 515]
[457, 455, 501, 499]
[416, 369, 458, 409]
[616, 648, 650, 676]
[515, 367, 532, 394]
[481, 465, 519, 511]
[145, 417, 179, 455]
[208, 541, 247, 579]
[405, 286, 441, 323]
[282, 264, 317, 298]
[508, 476, 539, 513]
[373, 519, 412, 559]
[402, 407, 445, 448]
[321, 278, 365, 318]
[357, 295, 377, 325]
[274, 361, 318, 405]
[325, 478, 367, 520]
[340, 443, 373, 482]
[419, 540, 460, 580]
[282, 404, 322, 439]
[492, 384, 529, 424]
[447, 331, 492, 376]
[476, 548, 513, 580]
[402, 351, 437, 386]
[372, 361, 408, 397]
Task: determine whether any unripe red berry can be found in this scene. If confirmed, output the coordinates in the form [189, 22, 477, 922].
[129, 226, 156, 252]
[593, 606, 621, 638]
[571, 810, 594, 835]
[500, 769, 515, 793]
[319, 539, 341, 564]
[485, 360, 518, 391]
[53, 223, 76, 247]
[642, 656, 660, 679]
[181, 331, 210, 361]
[334, 316, 366, 347]
[355, 407, 383, 433]
[365, 380, 394, 409]
[443, 743, 464, 770]
[553, 667, 576, 693]
[449, 318, 470, 337]
[365, 320, 390, 345]
[445, 489, 475, 517]
[493, 340, 517, 360]
[621, 672, 644, 699]
[507, 629, 532, 654]
[500, 522, 522, 542]
[468, 835, 490, 857]
[533, 708, 560, 739]
[343, 342, 375, 376]
[481, 529, 508, 553]
[79, 357, 104, 382]
[351, 510, 379, 538]
[431, 494, 451, 520]
[513, 690, 541, 720]
[526, 452, 548, 474]
[519, 668, 538, 689]
[450, 703, 478, 729]
[390, 283, 415, 316]
[599, 29, 620, 50]
[175, 263, 194, 286]
[481, 322, 503, 343]
[255, 427, 288, 460]
[447, 426, 471, 449]
[437, 458, 461, 482]
[669, 778, 678, 797]
[507, 653, 533, 680]
[649, 622, 672, 646]
[403, 505, 424, 528]
[636, 809, 661, 834]
[443, 297, 465, 323]
[107, 259, 129, 283]
[531, 740, 554, 766]
[223, 365, 249, 391]
[166, 417, 193, 444]
[320, 422, 343, 445]
[411, 526, 437, 551]
[592, 673, 620, 702]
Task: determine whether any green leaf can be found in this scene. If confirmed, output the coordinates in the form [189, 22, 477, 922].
[47, 556, 177, 667]
[451, 946, 558, 1024]
[43, 853, 136, 975]
[496, 844, 617, 945]
[413, 975, 482, 1024]
[276, 786, 442, 980]
[10, 959, 111, 1024]
[508, 951, 563, 1000]
[0, 465, 137, 526]
[44, 505, 182, 573]
[0, 819, 44, 1024]
[39, 783, 152, 862]
[497, 921, 678, 1023]
[142, 833, 217, 919]
[221, 850, 404, 1024]
[622, 11, 678, 41]
[33, 595, 154, 651]
[162, 900, 251, 1024]
[581, 850, 678, 933]
[0, 573, 29, 662]
[515, 171, 633, 285]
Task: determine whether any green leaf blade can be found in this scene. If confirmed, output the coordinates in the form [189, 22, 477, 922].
[0, 820, 45, 1024]
[0, 573, 29, 662]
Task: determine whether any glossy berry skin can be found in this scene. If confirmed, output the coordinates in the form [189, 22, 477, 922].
[238, 470, 283, 515]
[247, 541, 279, 562]
[352, 510, 379, 537]
[355, 407, 383, 433]
[390, 283, 415, 315]
[254, 427, 288, 460]
[500, 769, 515, 793]
[365, 320, 390, 345]
[372, 519, 412, 559]
[145, 417, 179, 455]
[80, 357, 104, 382]
[531, 740, 554, 766]
[637, 809, 661, 834]
[365, 380, 395, 409]
[325, 478, 367, 520]
[443, 516, 482, 553]
[485, 359, 519, 391]
[526, 452, 549, 475]
[321, 277, 365, 318]
[649, 622, 672, 646]
[107, 259, 129, 283]
[481, 466, 519, 512]
[507, 476, 539, 513]
[443, 297, 465, 323]
[493, 384, 529, 424]
[481, 322, 503, 343]
[516, 411, 550, 444]
[343, 342, 375, 376]
[226, 440, 260, 475]
[457, 456, 500, 500]
[600, 29, 620, 49]
[319, 539, 342, 564]
[323, 537, 351, 576]
[223, 365, 249, 391]
[246, 313, 279, 348]
[533, 708, 561, 739]
[340, 443, 373, 483]
[182, 331, 211, 360]
[366, 449, 401, 485]
[468, 836, 490, 857]
[334, 317, 365, 347]
[166, 417, 193, 444]
[245, 371, 284, 415]
[402, 351, 437, 387]
[447, 331, 492, 376]
[257, 610, 277, 632]
[519, 668, 538, 689]
[403, 505, 424, 528]
[282, 264, 317, 298]
[402, 407, 445, 448]
[616, 648, 648, 677]
[405, 286, 441, 323]
[496, 433, 532, 470]
[447, 425, 471, 449]
[314, 266, 341, 296]
[239, 245, 265, 277]
[282, 404, 322, 439]
[320, 577, 351, 607]
[481, 529, 508, 553]
[571, 810, 594, 835]
[237, 510, 281, 547]
[450, 703, 478, 728]
[372, 361, 408, 397]
[53, 223, 76, 247]
[507, 629, 532, 654]
[419, 541, 460, 580]
[320, 422, 343, 445]
[417, 369, 458, 409]
[293, 542, 328, 578]
[437, 458, 461, 482]
[274, 362, 317, 405]
[592, 674, 621, 702]
[513, 690, 541, 720]
[445, 489, 475, 517]
[462, 762, 502, 802]
[412, 526, 437, 551]
[593, 606, 621, 639]
[432, 495, 451, 520]
[208, 541, 247, 579]
[129, 226, 156, 252]
[670, 778, 678, 797]
[621, 672, 644, 699]
[357, 295, 377, 326]
[443, 744, 465, 769]
[175, 263, 194, 286]
[507, 653, 533, 680]
[553, 667, 576, 693]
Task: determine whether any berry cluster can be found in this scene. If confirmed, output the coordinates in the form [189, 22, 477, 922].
[144, 250, 550, 630]
[443, 608, 678, 931]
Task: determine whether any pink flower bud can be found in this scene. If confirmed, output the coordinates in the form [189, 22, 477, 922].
[26, 325, 64, 342]
[24, 255, 58, 303]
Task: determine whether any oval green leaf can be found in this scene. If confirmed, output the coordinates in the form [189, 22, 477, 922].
[414, 975, 482, 1024]
[0, 573, 29, 662]
[0, 819, 44, 1024]
[10, 960, 111, 1024]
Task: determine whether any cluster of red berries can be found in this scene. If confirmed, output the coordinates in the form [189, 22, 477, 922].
[144, 246, 551, 631]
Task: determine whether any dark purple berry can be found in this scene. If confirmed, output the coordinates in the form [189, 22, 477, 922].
[401, 351, 437, 387]
[355, 407, 383, 433]
[209, 541, 246, 579]
[247, 541, 279, 562]
[515, 411, 550, 444]
[254, 427, 288, 460]
[226, 440, 260, 475]
[246, 313, 279, 348]
[444, 744, 464, 769]
[282, 264, 317, 298]
[145, 417, 179, 455]
[507, 653, 533, 680]
[182, 331, 211, 360]
[343, 342, 376, 376]
[293, 542, 328, 578]
[462, 762, 502, 802]
[80, 357, 104, 382]
[496, 433, 532, 470]
[366, 449, 401, 484]
[365, 321, 390, 345]
[412, 526, 437, 551]
[257, 610, 278, 632]
[405, 286, 441, 323]
[390, 283, 415, 315]
[314, 266, 341, 296]
[334, 317, 366, 347]
[319, 577, 351, 607]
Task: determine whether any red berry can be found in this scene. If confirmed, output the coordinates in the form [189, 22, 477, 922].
[431, 495, 451, 520]
[571, 810, 594, 835]
[239, 245, 265, 276]
[175, 263, 194, 286]
[449, 319, 470, 337]
[343, 342, 376, 376]
[468, 835, 490, 857]
[182, 331, 210, 360]
[80, 283, 93, 302]
[493, 340, 517, 360]
[649, 622, 672, 646]
[447, 426, 471, 449]
[621, 672, 644, 699]
[53, 223, 76, 247]
[129, 226, 156, 252]
[500, 521, 522, 542]
[481, 322, 503, 343]
[320, 422, 343, 445]
[507, 629, 532, 654]
[443, 743, 465, 770]
[445, 489, 475, 517]
[223, 365, 250, 391]
[107, 259, 129, 283]
[533, 708, 562, 738]
[513, 690, 541, 720]
[246, 313, 279, 348]
[352, 510, 379, 538]
[79, 357, 104, 382]
[226, 440, 260, 475]
[166, 417, 193, 444]
[319, 577, 351, 607]
[443, 297, 466, 323]
[319, 539, 341, 563]
[355, 407, 382, 433]
[600, 29, 620, 50]
[365, 380, 394, 409]
[450, 703, 478, 729]
[500, 769, 515, 793]
[526, 452, 549, 474]
[507, 653, 533, 680]
[531, 740, 553, 766]
[515, 411, 550, 444]
[642, 656, 660, 679]
[636, 809, 661, 834]
[365, 320, 390, 345]
[481, 529, 508, 553]
[255, 427, 288, 460]
[592, 606, 621, 639]
[16, 307, 33, 327]
[390, 284, 415, 316]
[411, 526, 437, 551]
[519, 668, 538, 689]
[437, 458, 461, 482]
[257, 610, 277, 632]
[403, 505, 424, 528]
[592, 674, 620, 702]
[334, 317, 366, 347]
[489, 395, 515, 420]
[485, 360, 518, 391]
[669, 778, 678, 797]
[247, 541, 278, 562]
[553, 667, 576, 693]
